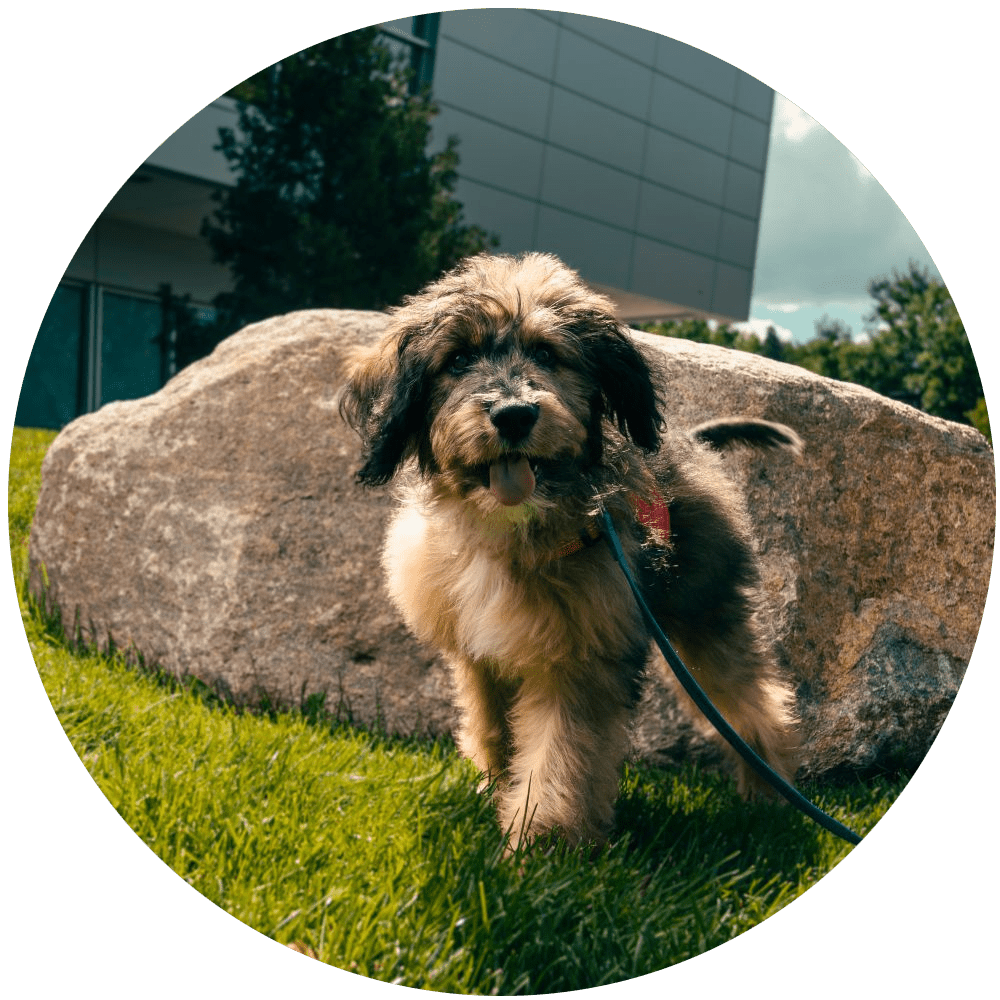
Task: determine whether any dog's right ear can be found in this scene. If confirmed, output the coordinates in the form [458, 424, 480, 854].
[573, 317, 664, 452]
[338, 331, 431, 486]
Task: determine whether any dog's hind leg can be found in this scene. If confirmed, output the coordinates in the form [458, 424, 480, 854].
[498, 666, 634, 848]
[658, 624, 800, 798]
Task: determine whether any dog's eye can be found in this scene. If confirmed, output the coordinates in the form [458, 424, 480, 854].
[529, 345, 556, 367]
[446, 351, 474, 375]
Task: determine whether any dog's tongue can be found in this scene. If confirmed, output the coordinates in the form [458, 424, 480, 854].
[489, 455, 536, 506]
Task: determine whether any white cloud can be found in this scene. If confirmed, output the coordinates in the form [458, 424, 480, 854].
[752, 95, 939, 309]
[761, 302, 801, 314]
[731, 318, 795, 343]
[774, 98, 821, 144]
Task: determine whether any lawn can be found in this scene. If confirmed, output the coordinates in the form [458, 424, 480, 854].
[8, 425, 905, 994]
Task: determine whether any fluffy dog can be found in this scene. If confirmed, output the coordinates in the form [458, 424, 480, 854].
[340, 252, 801, 848]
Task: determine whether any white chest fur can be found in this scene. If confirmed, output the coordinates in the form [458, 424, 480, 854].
[382, 499, 640, 679]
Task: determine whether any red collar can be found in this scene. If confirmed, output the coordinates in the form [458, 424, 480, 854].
[551, 493, 670, 560]
[629, 492, 671, 541]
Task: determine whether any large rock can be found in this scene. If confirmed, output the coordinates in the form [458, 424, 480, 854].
[629, 331, 994, 778]
[28, 310, 994, 779]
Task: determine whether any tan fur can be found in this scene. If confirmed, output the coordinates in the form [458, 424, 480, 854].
[341, 252, 801, 850]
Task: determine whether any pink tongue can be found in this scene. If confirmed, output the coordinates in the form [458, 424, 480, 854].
[489, 455, 536, 506]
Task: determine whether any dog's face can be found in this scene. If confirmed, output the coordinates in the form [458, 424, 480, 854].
[341, 253, 663, 519]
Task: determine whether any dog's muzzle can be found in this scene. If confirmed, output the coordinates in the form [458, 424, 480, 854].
[486, 401, 540, 506]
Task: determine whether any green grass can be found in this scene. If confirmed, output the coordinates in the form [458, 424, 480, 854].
[9, 426, 906, 994]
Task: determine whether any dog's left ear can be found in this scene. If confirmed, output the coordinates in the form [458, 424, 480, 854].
[578, 319, 664, 451]
[339, 332, 431, 486]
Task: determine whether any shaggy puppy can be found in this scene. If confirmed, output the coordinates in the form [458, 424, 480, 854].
[340, 252, 801, 848]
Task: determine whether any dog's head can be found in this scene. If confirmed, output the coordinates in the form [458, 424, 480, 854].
[340, 253, 663, 513]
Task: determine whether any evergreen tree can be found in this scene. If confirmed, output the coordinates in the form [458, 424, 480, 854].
[760, 325, 786, 362]
[202, 27, 495, 336]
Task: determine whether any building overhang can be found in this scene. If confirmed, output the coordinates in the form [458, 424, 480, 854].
[589, 281, 741, 326]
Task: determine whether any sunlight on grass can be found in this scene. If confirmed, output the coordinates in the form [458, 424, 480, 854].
[9, 426, 907, 994]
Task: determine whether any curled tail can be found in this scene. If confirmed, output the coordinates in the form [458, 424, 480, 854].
[690, 418, 803, 456]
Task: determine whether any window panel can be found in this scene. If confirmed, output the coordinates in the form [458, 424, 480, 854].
[100, 292, 163, 405]
[15, 283, 86, 429]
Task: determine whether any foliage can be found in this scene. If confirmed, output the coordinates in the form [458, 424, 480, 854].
[644, 264, 989, 442]
[202, 27, 496, 338]
[10, 427, 905, 993]
[866, 265, 984, 425]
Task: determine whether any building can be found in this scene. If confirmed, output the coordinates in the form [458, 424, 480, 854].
[17, 10, 774, 430]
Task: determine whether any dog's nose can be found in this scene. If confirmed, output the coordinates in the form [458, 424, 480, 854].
[490, 401, 540, 443]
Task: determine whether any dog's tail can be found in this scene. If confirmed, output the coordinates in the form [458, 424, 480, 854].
[689, 418, 803, 456]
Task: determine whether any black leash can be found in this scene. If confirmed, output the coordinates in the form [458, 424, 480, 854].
[600, 509, 862, 847]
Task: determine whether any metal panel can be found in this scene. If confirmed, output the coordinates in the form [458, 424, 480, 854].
[711, 262, 754, 316]
[451, 178, 539, 254]
[432, 37, 552, 138]
[534, 205, 634, 289]
[553, 29, 653, 118]
[631, 237, 715, 308]
[559, 12, 658, 65]
[717, 212, 759, 268]
[547, 88, 646, 174]
[655, 36, 737, 103]
[636, 182, 723, 257]
[648, 74, 734, 155]
[431, 106, 546, 200]
[729, 111, 770, 170]
[439, 9, 559, 77]
[539, 147, 640, 231]
[723, 161, 765, 217]
[641, 127, 727, 204]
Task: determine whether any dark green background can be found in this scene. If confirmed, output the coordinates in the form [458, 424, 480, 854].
[0, 0, 997, 1000]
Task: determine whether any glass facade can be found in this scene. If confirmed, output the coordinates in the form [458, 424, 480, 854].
[99, 292, 165, 406]
[15, 284, 87, 429]
[17, 283, 175, 429]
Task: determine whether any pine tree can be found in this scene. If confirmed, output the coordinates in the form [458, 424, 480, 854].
[202, 27, 495, 335]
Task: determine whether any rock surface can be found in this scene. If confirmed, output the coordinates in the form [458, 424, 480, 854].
[28, 310, 995, 779]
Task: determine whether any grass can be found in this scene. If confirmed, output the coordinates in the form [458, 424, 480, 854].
[9, 425, 907, 994]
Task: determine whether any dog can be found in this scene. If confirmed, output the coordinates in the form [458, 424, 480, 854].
[340, 252, 801, 849]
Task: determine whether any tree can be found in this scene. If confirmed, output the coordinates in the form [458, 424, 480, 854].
[641, 265, 989, 442]
[641, 317, 765, 355]
[865, 263, 984, 426]
[759, 325, 786, 362]
[788, 316, 856, 382]
[202, 27, 495, 336]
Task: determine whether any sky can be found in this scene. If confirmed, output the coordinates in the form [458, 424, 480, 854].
[738, 94, 940, 344]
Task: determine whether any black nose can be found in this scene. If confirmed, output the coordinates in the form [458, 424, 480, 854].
[490, 401, 540, 442]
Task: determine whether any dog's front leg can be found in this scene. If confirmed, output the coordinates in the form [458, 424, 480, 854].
[500, 665, 632, 849]
[451, 656, 517, 791]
